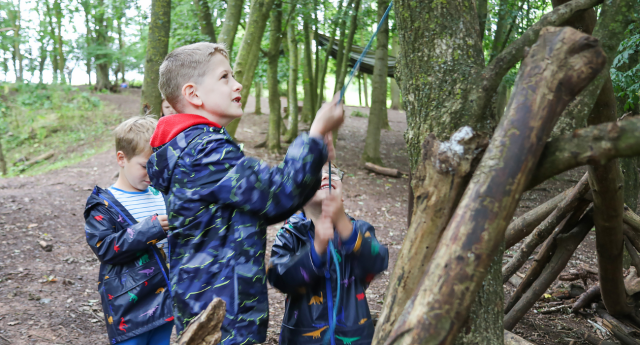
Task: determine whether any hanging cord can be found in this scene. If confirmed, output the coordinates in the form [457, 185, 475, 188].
[338, 1, 394, 105]
[325, 3, 393, 343]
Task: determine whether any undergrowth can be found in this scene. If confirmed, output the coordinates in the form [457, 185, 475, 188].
[0, 83, 122, 177]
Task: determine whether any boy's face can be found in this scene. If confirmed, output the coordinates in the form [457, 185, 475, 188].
[162, 99, 177, 116]
[117, 150, 153, 192]
[195, 54, 243, 122]
[307, 164, 344, 206]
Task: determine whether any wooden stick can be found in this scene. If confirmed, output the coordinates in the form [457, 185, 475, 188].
[572, 285, 601, 312]
[571, 327, 617, 345]
[23, 151, 55, 167]
[504, 213, 594, 330]
[504, 330, 536, 345]
[505, 199, 591, 314]
[364, 162, 405, 177]
[601, 318, 640, 345]
[505, 189, 569, 249]
[503, 174, 590, 284]
[596, 308, 638, 336]
[384, 27, 606, 345]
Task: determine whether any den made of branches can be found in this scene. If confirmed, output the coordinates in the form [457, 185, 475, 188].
[372, 0, 640, 344]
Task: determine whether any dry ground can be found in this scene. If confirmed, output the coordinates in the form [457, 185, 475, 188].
[0, 91, 628, 344]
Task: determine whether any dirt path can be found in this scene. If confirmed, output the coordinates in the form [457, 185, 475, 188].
[0, 91, 609, 345]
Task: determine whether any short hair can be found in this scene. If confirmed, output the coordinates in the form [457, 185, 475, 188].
[158, 42, 229, 112]
[113, 116, 158, 159]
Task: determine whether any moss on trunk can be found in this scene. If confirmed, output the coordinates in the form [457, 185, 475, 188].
[285, 15, 300, 142]
[193, 0, 216, 43]
[267, 1, 283, 152]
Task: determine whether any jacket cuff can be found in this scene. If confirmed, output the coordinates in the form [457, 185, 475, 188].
[341, 222, 360, 253]
[310, 242, 327, 268]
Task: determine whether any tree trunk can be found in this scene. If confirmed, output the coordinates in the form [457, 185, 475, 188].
[333, 2, 350, 95]
[476, 0, 488, 43]
[194, 0, 216, 43]
[382, 27, 606, 345]
[54, 0, 65, 84]
[94, 0, 111, 91]
[141, 0, 171, 114]
[81, 0, 92, 85]
[0, 139, 6, 176]
[362, 0, 389, 165]
[217, 0, 244, 54]
[117, 16, 125, 83]
[285, 15, 299, 143]
[227, 0, 276, 136]
[254, 81, 262, 115]
[10, 3, 22, 83]
[363, 72, 369, 108]
[390, 37, 401, 110]
[334, 0, 360, 95]
[316, 0, 347, 111]
[267, 1, 283, 152]
[301, 13, 316, 123]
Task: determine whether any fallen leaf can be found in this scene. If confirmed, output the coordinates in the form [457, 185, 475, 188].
[8, 321, 20, 326]
[28, 223, 38, 228]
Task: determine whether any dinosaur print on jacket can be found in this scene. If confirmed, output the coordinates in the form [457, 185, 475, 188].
[309, 292, 323, 305]
[359, 318, 367, 325]
[300, 268, 310, 283]
[127, 228, 135, 240]
[108, 316, 113, 324]
[336, 335, 361, 345]
[303, 326, 328, 339]
[119, 318, 128, 332]
[137, 254, 149, 266]
[113, 243, 120, 253]
[140, 305, 159, 318]
[155, 287, 165, 294]
[94, 215, 104, 221]
[140, 267, 154, 277]
[128, 291, 138, 303]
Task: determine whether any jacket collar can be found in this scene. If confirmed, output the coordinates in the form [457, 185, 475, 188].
[150, 114, 222, 148]
[84, 185, 137, 224]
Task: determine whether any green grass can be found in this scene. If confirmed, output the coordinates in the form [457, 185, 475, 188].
[0, 83, 122, 177]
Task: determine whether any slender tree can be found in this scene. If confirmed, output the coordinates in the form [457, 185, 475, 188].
[254, 81, 262, 114]
[53, 0, 65, 84]
[80, 0, 92, 85]
[334, 0, 360, 95]
[316, 0, 346, 110]
[217, 0, 244, 53]
[194, 0, 216, 43]
[267, 1, 284, 152]
[332, 0, 352, 94]
[141, 0, 171, 114]
[362, 0, 389, 165]
[285, 11, 299, 142]
[94, 0, 111, 90]
[390, 36, 401, 110]
[301, 11, 316, 123]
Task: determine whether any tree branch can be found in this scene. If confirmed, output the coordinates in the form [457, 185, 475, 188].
[471, 0, 603, 118]
[528, 116, 640, 190]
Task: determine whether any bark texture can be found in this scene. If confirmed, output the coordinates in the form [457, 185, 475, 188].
[284, 16, 299, 142]
[194, 0, 216, 43]
[141, 0, 171, 115]
[316, 0, 346, 110]
[372, 128, 486, 345]
[301, 13, 316, 123]
[267, 1, 283, 152]
[335, 0, 361, 95]
[384, 27, 606, 345]
[217, 0, 244, 53]
[94, 0, 111, 91]
[255, 82, 262, 115]
[362, 0, 389, 165]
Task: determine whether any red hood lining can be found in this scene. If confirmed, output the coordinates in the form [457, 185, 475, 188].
[150, 114, 222, 148]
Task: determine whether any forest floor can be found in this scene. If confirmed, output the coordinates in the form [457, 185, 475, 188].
[0, 90, 624, 344]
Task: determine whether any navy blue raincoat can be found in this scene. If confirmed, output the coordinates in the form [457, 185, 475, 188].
[267, 214, 389, 345]
[84, 186, 173, 344]
[146, 114, 327, 344]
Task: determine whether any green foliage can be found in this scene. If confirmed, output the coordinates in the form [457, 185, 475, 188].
[612, 23, 640, 113]
[0, 83, 121, 176]
[351, 110, 368, 117]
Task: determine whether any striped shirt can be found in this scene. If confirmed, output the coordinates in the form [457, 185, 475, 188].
[108, 186, 169, 264]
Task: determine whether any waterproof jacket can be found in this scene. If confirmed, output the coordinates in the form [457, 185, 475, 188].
[84, 186, 173, 344]
[267, 213, 389, 345]
[146, 114, 327, 344]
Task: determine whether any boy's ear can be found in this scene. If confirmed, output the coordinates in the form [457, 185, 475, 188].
[116, 151, 127, 168]
[182, 83, 203, 107]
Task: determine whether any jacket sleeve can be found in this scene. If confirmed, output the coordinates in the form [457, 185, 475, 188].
[85, 205, 167, 265]
[187, 133, 327, 224]
[347, 220, 389, 283]
[267, 223, 325, 294]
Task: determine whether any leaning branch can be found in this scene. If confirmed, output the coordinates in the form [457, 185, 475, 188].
[529, 117, 640, 189]
[472, 0, 604, 118]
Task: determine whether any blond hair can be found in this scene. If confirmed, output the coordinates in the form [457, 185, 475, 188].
[158, 42, 229, 112]
[113, 116, 158, 159]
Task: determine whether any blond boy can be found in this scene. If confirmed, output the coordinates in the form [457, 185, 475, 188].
[146, 42, 343, 344]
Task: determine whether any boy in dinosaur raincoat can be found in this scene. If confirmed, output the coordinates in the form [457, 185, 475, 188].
[84, 116, 174, 345]
[267, 164, 389, 345]
[146, 42, 344, 345]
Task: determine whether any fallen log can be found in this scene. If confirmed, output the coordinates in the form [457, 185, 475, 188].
[384, 27, 606, 345]
[505, 189, 569, 249]
[504, 200, 591, 313]
[624, 266, 640, 296]
[372, 129, 486, 344]
[601, 318, 640, 345]
[364, 162, 406, 177]
[572, 285, 601, 312]
[504, 213, 594, 330]
[596, 308, 639, 336]
[177, 298, 225, 345]
[559, 268, 596, 281]
[571, 327, 617, 345]
[503, 174, 590, 284]
[504, 330, 536, 345]
[23, 151, 55, 168]
[623, 207, 640, 233]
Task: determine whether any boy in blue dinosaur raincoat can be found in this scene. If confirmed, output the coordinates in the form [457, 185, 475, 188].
[146, 42, 345, 345]
[267, 164, 389, 345]
[84, 116, 174, 345]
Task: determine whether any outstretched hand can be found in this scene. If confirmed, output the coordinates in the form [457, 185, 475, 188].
[309, 93, 344, 138]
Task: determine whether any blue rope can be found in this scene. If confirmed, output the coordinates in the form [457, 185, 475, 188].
[338, 1, 393, 105]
